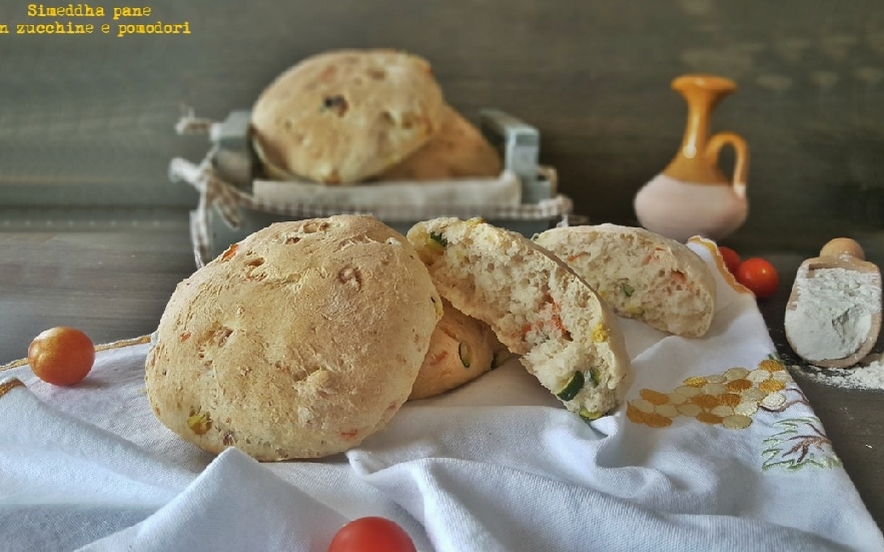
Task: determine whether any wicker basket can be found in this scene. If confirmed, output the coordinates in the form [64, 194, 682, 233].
[170, 109, 574, 267]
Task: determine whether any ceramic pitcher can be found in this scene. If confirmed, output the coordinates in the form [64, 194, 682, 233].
[633, 74, 749, 243]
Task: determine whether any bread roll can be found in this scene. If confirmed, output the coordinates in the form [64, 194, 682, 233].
[380, 105, 503, 181]
[410, 298, 510, 400]
[145, 215, 443, 460]
[535, 224, 716, 337]
[251, 49, 445, 184]
[407, 217, 632, 419]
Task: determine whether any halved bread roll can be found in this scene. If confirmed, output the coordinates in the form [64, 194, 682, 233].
[534, 224, 716, 338]
[407, 217, 631, 419]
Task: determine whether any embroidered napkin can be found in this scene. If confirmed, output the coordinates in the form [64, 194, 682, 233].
[1, 238, 882, 552]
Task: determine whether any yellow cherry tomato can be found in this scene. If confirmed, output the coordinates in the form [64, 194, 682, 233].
[28, 326, 95, 386]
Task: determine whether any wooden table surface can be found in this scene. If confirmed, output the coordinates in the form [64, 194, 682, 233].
[1, 228, 882, 534]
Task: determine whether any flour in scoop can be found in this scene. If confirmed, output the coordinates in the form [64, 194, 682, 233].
[785, 266, 880, 362]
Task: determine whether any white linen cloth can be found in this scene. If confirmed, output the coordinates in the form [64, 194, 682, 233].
[251, 171, 523, 211]
[2, 238, 882, 552]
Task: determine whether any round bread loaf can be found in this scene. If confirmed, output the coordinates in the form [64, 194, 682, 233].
[379, 105, 503, 181]
[251, 49, 445, 185]
[534, 224, 716, 337]
[407, 218, 632, 419]
[145, 215, 443, 460]
[409, 298, 510, 400]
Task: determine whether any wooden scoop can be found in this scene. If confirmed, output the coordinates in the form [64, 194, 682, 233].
[785, 238, 882, 368]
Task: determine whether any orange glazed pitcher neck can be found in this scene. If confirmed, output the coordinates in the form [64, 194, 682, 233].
[663, 74, 739, 185]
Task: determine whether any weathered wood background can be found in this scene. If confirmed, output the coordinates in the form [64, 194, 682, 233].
[0, 0, 882, 252]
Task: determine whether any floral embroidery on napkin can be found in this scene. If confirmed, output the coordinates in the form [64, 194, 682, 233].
[627, 356, 842, 470]
[761, 417, 842, 471]
[627, 356, 792, 430]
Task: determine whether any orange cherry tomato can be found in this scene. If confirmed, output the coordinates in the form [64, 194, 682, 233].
[718, 246, 742, 275]
[735, 257, 780, 299]
[27, 326, 95, 386]
[327, 517, 417, 552]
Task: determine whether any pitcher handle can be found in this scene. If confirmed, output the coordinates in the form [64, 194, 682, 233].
[705, 132, 749, 187]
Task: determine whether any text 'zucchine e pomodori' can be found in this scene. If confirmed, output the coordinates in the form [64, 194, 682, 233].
[3, 4, 192, 37]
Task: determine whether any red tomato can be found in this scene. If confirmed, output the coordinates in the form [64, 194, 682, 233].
[735, 257, 779, 299]
[718, 246, 742, 275]
[327, 517, 417, 552]
[27, 326, 95, 386]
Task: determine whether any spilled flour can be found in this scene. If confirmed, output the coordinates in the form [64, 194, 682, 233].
[790, 355, 884, 391]
[784, 266, 881, 363]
